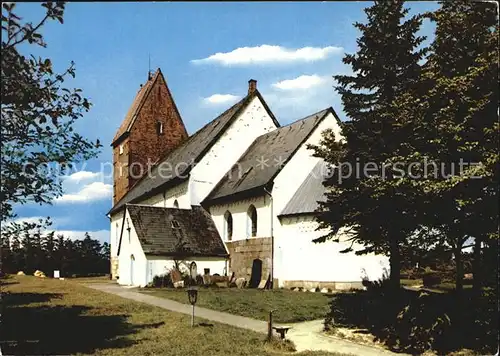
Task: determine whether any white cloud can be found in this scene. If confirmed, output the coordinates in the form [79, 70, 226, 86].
[262, 76, 342, 123]
[55, 181, 112, 203]
[272, 75, 329, 91]
[191, 45, 343, 66]
[63, 171, 100, 182]
[203, 94, 241, 105]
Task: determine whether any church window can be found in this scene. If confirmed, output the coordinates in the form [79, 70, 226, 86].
[119, 145, 124, 155]
[247, 205, 257, 238]
[224, 211, 233, 241]
[171, 220, 180, 229]
[156, 121, 164, 135]
[173, 199, 179, 209]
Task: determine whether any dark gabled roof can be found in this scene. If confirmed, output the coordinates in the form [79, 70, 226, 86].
[125, 204, 228, 257]
[108, 89, 279, 215]
[203, 107, 334, 205]
[112, 69, 186, 146]
[279, 160, 329, 217]
[112, 74, 154, 145]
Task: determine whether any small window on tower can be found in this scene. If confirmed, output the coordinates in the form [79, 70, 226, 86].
[156, 121, 164, 135]
[119, 145, 124, 155]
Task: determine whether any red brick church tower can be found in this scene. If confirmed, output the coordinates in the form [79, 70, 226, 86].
[111, 69, 188, 204]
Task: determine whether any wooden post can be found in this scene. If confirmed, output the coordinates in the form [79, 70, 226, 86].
[191, 304, 195, 327]
[267, 310, 273, 341]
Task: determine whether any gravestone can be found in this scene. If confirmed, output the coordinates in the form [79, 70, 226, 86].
[174, 280, 184, 288]
[53, 270, 60, 279]
[258, 273, 271, 289]
[170, 268, 182, 283]
[257, 279, 267, 289]
[202, 274, 211, 285]
[235, 277, 246, 289]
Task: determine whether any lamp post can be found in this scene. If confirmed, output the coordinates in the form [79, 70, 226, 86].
[187, 286, 198, 327]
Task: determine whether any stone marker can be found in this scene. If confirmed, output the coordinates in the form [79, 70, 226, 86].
[235, 277, 246, 289]
[34, 270, 46, 278]
[257, 279, 267, 289]
[320, 288, 329, 293]
[173, 280, 184, 288]
[170, 269, 182, 283]
[54, 270, 60, 279]
[211, 275, 228, 284]
[202, 274, 211, 285]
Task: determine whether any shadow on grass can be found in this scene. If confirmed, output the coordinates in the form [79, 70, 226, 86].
[325, 282, 498, 355]
[0, 279, 19, 287]
[197, 322, 214, 328]
[0, 291, 164, 355]
[3, 292, 63, 306]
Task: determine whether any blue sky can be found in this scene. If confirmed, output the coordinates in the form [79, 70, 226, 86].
[12, 1, 439, 243]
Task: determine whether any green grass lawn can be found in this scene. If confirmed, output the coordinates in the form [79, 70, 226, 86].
[0, 275, 344, 356]
[140, 287, 332, 323]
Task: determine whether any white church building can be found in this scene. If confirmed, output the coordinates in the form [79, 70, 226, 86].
[108, 69, 388, 288]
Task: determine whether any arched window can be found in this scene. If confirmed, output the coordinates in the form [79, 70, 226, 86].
[247, 205, 257, 238]
[224, 211, 233, 241]
[173, 199, 179, 209]
[115, 223, 119, 245]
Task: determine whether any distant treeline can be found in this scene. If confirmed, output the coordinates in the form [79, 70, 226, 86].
[0, 219, 109, 277]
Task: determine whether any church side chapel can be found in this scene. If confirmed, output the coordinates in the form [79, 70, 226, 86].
[108, 68, 388, 288]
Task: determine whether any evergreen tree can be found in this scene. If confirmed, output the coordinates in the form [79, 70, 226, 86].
[311, 0, 427, 290]
[42, 231, 56, 274]
[0, 225, 110, 277]
[395, 0, 498, 292]
[0, 235, 12, 274]
[100, 242, 111, 273]
[9, 234, 22, 272]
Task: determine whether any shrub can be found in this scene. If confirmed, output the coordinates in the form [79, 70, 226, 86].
[182, 274, 194, 286]
[325, 275, 498, 354]
[195, 274, 204, 285]
[394, 291, 451, 353]
[151, 274, 173, 288]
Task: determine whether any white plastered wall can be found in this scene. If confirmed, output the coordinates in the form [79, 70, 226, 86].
[277, 216, 389, 284]
[117, 208, 147, 287]
[189, 96, 278, 205]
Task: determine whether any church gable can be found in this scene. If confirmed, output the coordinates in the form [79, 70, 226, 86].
[189, 81, 280, 205]
[109, 80, 279, 215]
[203, 108, 334, 205]
[111, 68, 188, 204]
[111, 69, 187, 146]
[124, 204, 228, 258]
